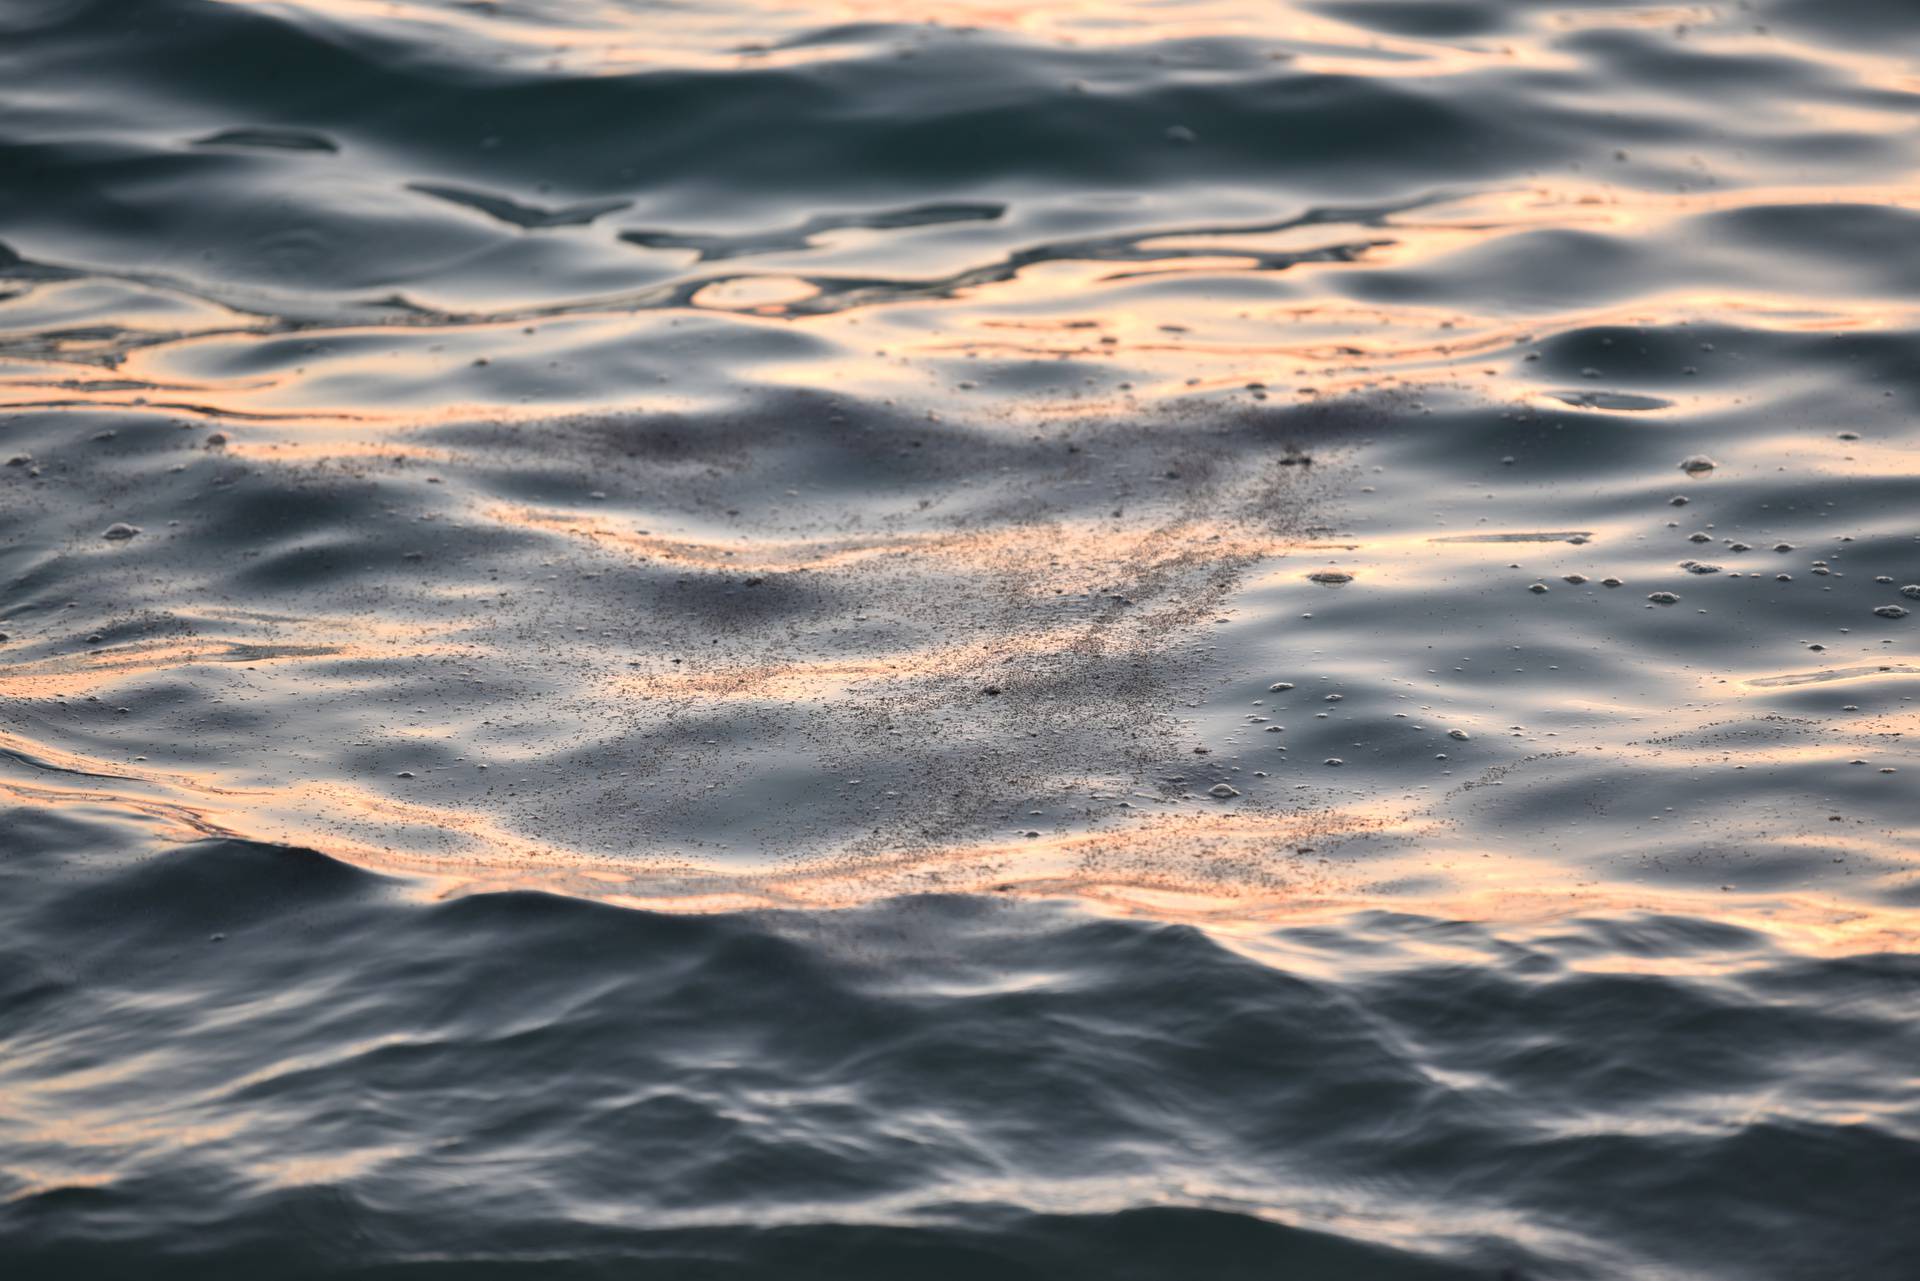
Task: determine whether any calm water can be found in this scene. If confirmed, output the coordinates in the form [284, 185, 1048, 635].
[3, 1, 1919, 1277]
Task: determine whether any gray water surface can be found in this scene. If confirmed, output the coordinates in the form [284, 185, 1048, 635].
[3, 2, 1918, 1277]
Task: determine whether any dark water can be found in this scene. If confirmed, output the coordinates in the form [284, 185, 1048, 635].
[4, 1, 1920, 1277]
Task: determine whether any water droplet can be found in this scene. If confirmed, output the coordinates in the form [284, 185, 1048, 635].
[102, 523, 140, 541]
[1208, 783, 1239, 798]
[1648, 591, 1680, 604]
[1448, 729, 1470, 741]
[1679, 455, 1717, 474]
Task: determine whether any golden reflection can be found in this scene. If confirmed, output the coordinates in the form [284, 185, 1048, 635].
[0, 0, 1904, 974]
[0, 1167, 118, 1203]
[3, 179, 1917, 428]
[248, 1146, 417, 1190]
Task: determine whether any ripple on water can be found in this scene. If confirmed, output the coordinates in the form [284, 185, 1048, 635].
[0, 0, 1918, 1276]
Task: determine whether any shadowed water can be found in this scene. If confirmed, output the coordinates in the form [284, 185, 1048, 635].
[2, 1, 1918, 1277]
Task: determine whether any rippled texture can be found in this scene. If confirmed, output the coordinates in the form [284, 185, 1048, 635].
[2, 0, 1919, 1276]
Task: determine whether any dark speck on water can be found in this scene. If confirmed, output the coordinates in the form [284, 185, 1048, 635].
[1, 1, 1918, 1279]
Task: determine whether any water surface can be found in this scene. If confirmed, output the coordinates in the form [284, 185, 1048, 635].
[3, 1, 1918, 1276]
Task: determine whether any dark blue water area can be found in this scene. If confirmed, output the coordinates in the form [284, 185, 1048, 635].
[4, 811, 1917, 1280]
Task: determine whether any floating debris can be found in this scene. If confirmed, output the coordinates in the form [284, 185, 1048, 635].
[1680, 561, 1721, 574]
[1448, 729, 1470, 741]
[1307, 571, 1354, 585]
[1902, 585, 1920, 600]
[1324, 758, 1345, 766]
[1268, 681, 1295, 691]
[102, 523, 140, 541]
[1679, 455, 1717, 474]
[1602, 577, 1623, 587]
[1563, 574, 1588, 584]
[1873, 605, 1909, 620]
